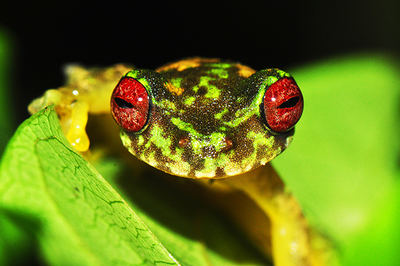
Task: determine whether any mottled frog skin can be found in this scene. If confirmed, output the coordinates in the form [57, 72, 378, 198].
[112, 58, 301, 179]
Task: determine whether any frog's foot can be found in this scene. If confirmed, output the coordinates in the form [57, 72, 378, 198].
[29, 89, 90, 152]
[28, 64, 132, 152]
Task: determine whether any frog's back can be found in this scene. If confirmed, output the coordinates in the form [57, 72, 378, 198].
[157, 57, 255, 77]
[156, 57, 256, 97]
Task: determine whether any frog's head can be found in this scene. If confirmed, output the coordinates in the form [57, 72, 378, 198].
[110, 66, 303, 178]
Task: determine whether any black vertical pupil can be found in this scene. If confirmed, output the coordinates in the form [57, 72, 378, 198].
[278, 96, 299, 109]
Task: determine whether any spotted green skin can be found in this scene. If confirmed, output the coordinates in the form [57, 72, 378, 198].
[119, 59, 294, 178]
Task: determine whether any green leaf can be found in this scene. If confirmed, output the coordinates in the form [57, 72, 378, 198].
[342, 181, 400, 266]
[0, 207, 41, 265]
[272, 54, 400, 264]
[0, 106, 268, 265]
[0, 107, 178, 265]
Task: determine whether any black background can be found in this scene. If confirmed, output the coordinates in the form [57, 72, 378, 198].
[1, 1, 399, 123]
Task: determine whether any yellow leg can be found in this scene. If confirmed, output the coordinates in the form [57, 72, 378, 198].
[217, 165, 333, 266]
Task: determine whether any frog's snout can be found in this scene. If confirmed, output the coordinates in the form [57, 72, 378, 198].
[178, 135, 233, 151]
[177, 132, 235, 158]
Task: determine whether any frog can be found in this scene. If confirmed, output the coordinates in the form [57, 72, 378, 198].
[29, 58, 333, 266]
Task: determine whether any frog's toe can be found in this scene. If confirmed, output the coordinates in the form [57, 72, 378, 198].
[67, 129, 90, 152]
[65, 101, 90, 152]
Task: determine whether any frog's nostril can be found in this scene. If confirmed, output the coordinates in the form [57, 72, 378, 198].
[114, 97, 134, 109]
[178, 136, 190, 148]
[222, 137, 234, 152]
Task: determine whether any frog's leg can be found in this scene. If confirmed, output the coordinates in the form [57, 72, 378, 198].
[216, 164, 335, 266]
[28, 64, 131, 152]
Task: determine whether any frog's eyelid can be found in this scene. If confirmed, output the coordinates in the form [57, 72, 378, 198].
[130, 77, 154, 134]
[122, 70, 163, 132]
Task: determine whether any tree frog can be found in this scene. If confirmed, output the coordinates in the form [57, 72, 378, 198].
[29, 58, 332, 266]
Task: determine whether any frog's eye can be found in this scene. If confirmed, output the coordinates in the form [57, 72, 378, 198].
[263, 78, 303, 133]
[111, 77, 150, 132]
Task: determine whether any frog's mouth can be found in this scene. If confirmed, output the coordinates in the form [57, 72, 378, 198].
[119, 126, 293, 179]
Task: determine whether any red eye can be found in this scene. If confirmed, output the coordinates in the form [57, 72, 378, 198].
[263, 78, 303, 133]
[111, 77, 150, 132]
